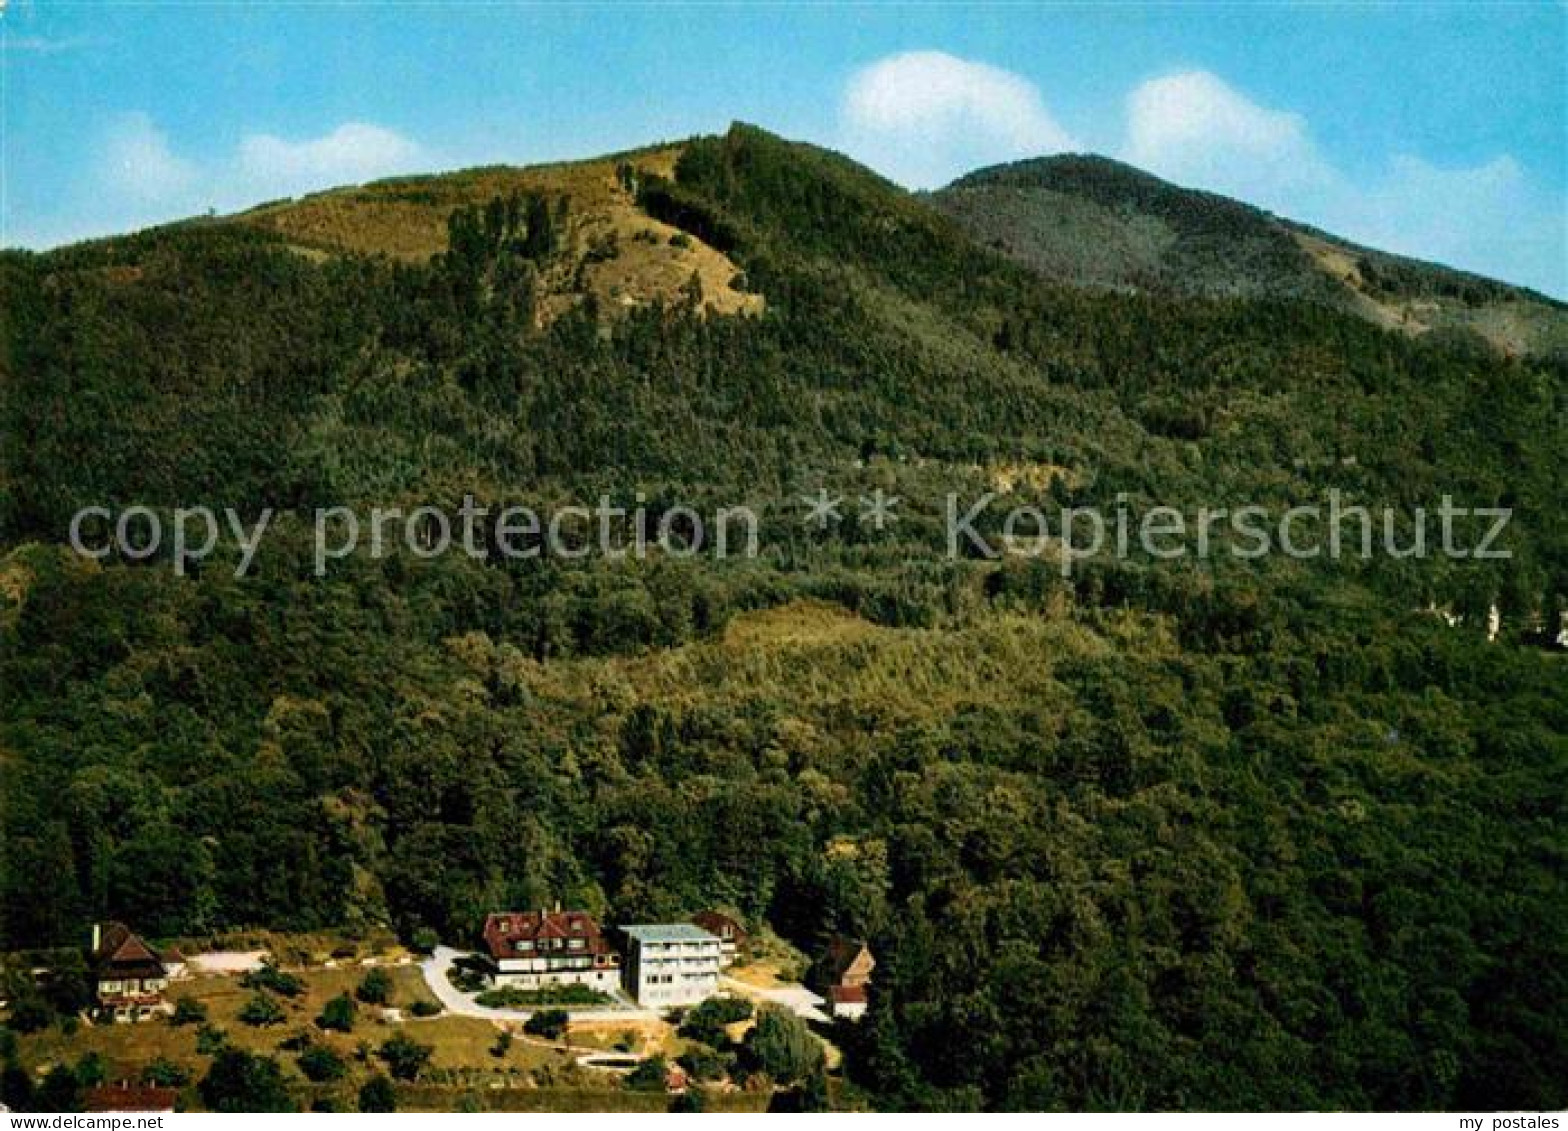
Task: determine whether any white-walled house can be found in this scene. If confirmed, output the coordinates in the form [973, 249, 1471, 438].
[477, 910, 621, 991]
[90, 922, 182, 1022]
[620, 924, 722, 1007]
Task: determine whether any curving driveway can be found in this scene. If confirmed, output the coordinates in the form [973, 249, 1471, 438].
[720, 974, 831, 1024]
[420, 946, 658, 1023]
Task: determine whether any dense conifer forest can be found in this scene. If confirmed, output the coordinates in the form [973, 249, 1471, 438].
[1, 125, 1564, 1110]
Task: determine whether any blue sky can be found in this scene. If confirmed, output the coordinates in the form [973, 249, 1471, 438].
[4, 2, 1564, 294]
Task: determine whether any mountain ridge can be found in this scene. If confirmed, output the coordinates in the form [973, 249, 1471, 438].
[25, 125, 1563, 357]
[931, 151, 1567, 358]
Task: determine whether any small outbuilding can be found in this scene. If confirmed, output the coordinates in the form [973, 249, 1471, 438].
[690, 910, 747, 966]
[820, 937, 875, 1021]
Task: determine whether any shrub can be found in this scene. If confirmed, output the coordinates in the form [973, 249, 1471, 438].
[72, 1053, 105, 1089]
[447, 966, 487, 994]
[378, 1033, 432, 1081]
[199, 1049, 294, 1113]
[680, 996, 753, 1045]
[678, 1046, 730, 1082]
[238, 992, 286, 1027]
[475, 983, 608, 1008]
[170, 997, 208, 1026]
[358, 1074, 396, 1113]
[36, 1065, 84, 1113]
[408, 1000, 442, 1017]
[769, 1068, 832, 1112]
[522, 1008, 569, 1041]
[1, 1064, 35, 1110]
[316, 992, 357, 1032]
[241, 963, 303, 997]
[140, 1057, 190, 1088]
[671, 1087, 707, 1112]
[297, 1044, 347, 1083]
[41, 960, 92, 1016]
[195, 1024, 228, 1055]
[356, 968, 392, 1005]
[625, 1055, 668, 1092]
[6, 996, 53, 1033]
[744, 1005, 822, 1085]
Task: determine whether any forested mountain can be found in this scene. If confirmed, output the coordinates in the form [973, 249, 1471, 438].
[2, 124, 1564, 1110]
[932, 154, 1568, 359]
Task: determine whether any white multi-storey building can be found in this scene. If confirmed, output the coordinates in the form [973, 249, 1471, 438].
[620, 924, 723, 1007]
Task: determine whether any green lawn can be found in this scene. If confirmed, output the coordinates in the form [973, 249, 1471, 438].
[9, 963, 595, 1109]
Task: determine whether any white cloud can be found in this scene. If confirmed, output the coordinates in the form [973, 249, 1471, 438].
[1124, 71, 1338, 214]
[101, 112, 199, 204]
[237, 122, 426, 199]
[61, 115, 431, 246]
[841, 50, 1077, 189]
[1348, 153, 1564, 294]
[834, 56, 1564, 295]
[1126, 70, 1311, 166]
[1, 114, 430, 253]
[1118, 70, 1566, 296]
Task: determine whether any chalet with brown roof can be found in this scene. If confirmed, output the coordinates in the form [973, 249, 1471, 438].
[690, 910, 747, 966]
[478, 908, 621, 991]
[828, 983, 868, 1017]
[820, 937, 874, 1021]
[89, 922, 181, 1021]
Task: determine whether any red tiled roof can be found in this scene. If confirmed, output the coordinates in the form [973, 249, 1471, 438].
[829, 985, 868, 1005]
[84, 1085, 178, 1112]
[481, 910, 613, 961]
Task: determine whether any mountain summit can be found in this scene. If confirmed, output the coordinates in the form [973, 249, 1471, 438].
[932, 153, 1566, 358]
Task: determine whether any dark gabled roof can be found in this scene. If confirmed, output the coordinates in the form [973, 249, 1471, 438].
[823, 937, 873, 982]
[481, 910, 613, 960]
[691, 910, 746, 941]
[92, 922, 167, 977]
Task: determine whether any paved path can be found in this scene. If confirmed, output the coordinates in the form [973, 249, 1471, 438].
[419, 946, 658, 1023]
[186, 950, 268, 975]
[720, 974, 831, 1024]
